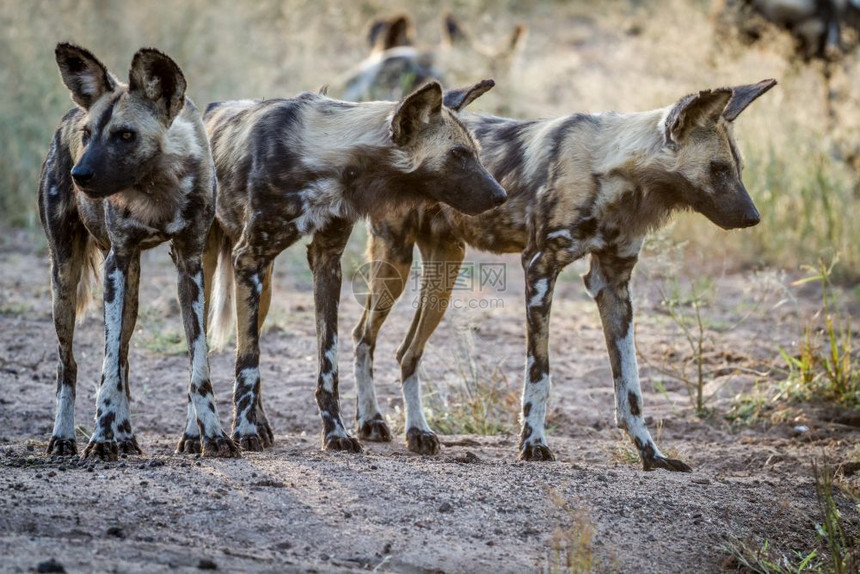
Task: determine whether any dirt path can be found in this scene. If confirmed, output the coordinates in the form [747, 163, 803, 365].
[0, 229, 858, 573]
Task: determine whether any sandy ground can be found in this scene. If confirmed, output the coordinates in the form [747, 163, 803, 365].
[0, 227, 858, 573]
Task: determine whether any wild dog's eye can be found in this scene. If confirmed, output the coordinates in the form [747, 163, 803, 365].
[710, 161, 733, 180]
[81, 126, 91, 143]
[115, 130, 136, 142]
[449, 146, 471, 160]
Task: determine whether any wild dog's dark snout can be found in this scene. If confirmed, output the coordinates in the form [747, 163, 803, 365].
[487, 174, 507, 207]
[740, 205, 761, 228]
[492, 190, 507, 206]
[70, 164, 94, 186]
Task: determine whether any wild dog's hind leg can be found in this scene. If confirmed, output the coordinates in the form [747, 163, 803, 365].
[584, 249, 691, 472]
[518, 247, 562, 461]
[173, 240, 239, 458]
[308, 219, 361, 452]
[352, 225, 416, 442]
[230, 239, 273, 452]
[44, 232, 88, 456]
[251, 262, 275, 447]
[396, 234, 465, 455]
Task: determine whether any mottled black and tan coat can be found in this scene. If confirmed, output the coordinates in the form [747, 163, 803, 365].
[352, 80, 777, 469]
[203, 80, 506, 452]
[38, 44, 238, 460]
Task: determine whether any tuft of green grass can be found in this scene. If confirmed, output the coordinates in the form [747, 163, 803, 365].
[725, 382, 804, 428]
[723, 536, 821, 574]
[728, 258, 858, 428]
[777, 260, 859, 409]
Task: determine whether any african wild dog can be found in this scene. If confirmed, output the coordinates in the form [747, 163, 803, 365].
[340, 12, 527, 102]
[39, 44, 238, 459]
[203, 80, 506, 452]
[352, 80, 777, 469]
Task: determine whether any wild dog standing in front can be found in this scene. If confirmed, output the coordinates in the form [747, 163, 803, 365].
[353, 80, 777, 469]
[39, 44, 238, 459]
[204, 80, 506, 452]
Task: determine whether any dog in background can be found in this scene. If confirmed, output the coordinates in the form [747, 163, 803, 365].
[339, 13, 527, 102]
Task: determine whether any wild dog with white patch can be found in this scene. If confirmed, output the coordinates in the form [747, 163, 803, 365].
[352, 80, 777, 470]
[204, 80, 506, 452]
[39, 44, 239, 460]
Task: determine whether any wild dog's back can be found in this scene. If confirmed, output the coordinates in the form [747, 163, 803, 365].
[203, 94, 388, 246]
[204, 87, 506, 250]
[440, 111, 604, 254]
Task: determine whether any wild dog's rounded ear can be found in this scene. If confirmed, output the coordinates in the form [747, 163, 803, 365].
[505, 24, 529, 56]
[722, 79, 777, 122]
[665, 88, 732, 146]
[55, 43, 116, 109]
[442, 13, 469, 47]
[129, 48, 187, 126]
[369, 13, 414, 52]
[443, 79, 495, 112]
[391, 81, 443, 146]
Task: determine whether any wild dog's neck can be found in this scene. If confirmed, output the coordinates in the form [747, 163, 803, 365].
[591, 108, 669, 177]
[307, 99, 427, 218]
[591, 107, 686, 230]
[310, 99, 415, 169]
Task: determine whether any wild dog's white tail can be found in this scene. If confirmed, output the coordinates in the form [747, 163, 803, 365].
[207, 225, 235, 352]
[75, 235, 103, 321]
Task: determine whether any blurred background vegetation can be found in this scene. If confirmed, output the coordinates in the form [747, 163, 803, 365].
[0, 0, 858, 280]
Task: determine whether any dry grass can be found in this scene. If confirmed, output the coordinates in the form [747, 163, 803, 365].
[723, 460, 859, 574]
[412, 327, 519, 436]
[543, 488, 598, 574]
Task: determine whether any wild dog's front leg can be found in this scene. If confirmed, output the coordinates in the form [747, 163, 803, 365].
[585, 251, 691, 472]
[518, 249, 561, 461]
[83, 250, 135, 460]
[308, 221, 361, 452]
[113, 254, 142, 455]
[173, 247, 239, 458]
